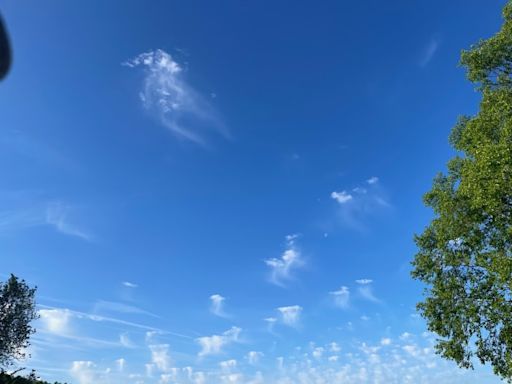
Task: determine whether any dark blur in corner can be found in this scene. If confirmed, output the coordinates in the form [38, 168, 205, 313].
[0, 13, 11, 81]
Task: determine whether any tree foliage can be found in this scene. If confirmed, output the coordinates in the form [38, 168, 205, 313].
[0, 275, 38, 369]
[0, 371, 67, 384]
[412, 1, 512, 380]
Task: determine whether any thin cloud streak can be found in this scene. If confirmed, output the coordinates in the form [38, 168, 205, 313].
[45, 202, 92, 241]
[419, 39, 439, 67]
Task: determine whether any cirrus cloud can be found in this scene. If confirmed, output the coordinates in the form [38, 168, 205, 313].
[123, 49, 227, 146]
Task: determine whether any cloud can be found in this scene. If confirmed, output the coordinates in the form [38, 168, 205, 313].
[419, 39, 439, 67]
[330, 191, 353, 204]
[367, 176, 379, 185]
[45, 202, 92, 241]
[210, 294, 227, 317]
[122, 281, 138, 288]
[38, 305, 193, 341]
[196, 327, 241, 357]
[149, 344, 172, 372]
[329, 286, 350, 309]
[62, 332, 489, 384]
[330, 177, 390, 228]
[264, 235, 304, 286]
[356, 279, 380, 303]
[329, 342, 341, 353]
[70, 361, 99, 384]
[39, 308, 72, 335]
[0, 195, 92, 241]
[119, 333, 135, 348]
[277, 305, 302, 327]
[94, 300, 158, 318]
[247, 351, 263, 365]
[124, 49, 226, 145]
[115, 358, 126, 372]
[264, 317, 277, 333]
[219, 359, 237, 373]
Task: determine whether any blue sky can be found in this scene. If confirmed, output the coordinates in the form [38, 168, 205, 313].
[0, 1, 507, 383]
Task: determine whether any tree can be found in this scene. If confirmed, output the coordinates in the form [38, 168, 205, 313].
[412, 1, 512, 381]
[0, 275, 38, 369]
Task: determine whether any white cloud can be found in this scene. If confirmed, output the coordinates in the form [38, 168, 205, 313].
[120, 333, 135, 348]
[264, 235, 304, 286]
[150, 344, 172, 372]
[59, 333, 487, 384]
[219, 359, 237, 373]
[196, 327, 241, 357]
[39, 308, 71, 335]
[367, 176, 379, 185]
[115, 358, 126, 372]
[357, 281, 380, 303]
[330, 286, 350, 309]
[330, 177, 390, 229]
[400, 332, 413, 341]
[419, 39, 439, 67]
[122, 281, 138, 288]
[381, 338, 392, 346]
[45, 202, 91, 241]
[329, 342, 341, 353]
[312, 347, 324, 359]
[247, 351, 263, 365]
[94, 300, 157, 317]
[277, 305, 302, 327]
[331, 191, 353, 204]
[124, 49, 226, 145]
[264, 317, 277, 333]
[70, 361, 97, 384]
[210, 294, 227, 317]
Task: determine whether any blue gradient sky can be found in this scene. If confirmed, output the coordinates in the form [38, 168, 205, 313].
[0, 1, 507, 383]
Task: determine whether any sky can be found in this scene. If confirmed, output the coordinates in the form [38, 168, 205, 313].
[0, 1, 508, 383]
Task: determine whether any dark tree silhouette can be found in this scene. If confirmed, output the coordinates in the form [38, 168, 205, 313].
[0, 275, 38, 369]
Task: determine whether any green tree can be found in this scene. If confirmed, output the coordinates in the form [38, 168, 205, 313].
[412, 1, 512, 380]
[0, 275, 38, 369]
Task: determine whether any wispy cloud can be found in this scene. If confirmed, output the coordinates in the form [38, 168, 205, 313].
[123, 49, 227, 145]
[419, 39, 439, 67]
[115, 358, 125, 372]
[330, 176, 390, 229]
[329, 286, 350, 309]
[264, 317, 277, 333]
[122, 281, 138, 288]
[277, 305, 302, 327]
[45, 202, 92, 241]
[264, 234, 304, 286]
[247, 351, 263, 365]
[356, 279, 380, 303]
[93, 300, 158, 318]
[196, 327, 241, 357]
[119, 333, 135, 348]
[209, 294, 228, 317]
[38, 305, 192, 339]
[0, 196, 91, 241]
